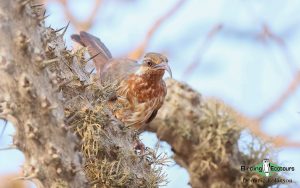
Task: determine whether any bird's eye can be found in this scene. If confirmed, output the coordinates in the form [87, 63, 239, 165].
[147, 61, 154, 67]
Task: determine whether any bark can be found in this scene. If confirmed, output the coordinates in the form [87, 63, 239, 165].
[0, 1, 87, 187]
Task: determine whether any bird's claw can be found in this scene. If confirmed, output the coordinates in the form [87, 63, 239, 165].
[133, 140, 145, 155]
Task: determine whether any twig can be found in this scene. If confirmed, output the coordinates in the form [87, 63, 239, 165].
[46, 0, 102, 31]
[237, 114, 300, 148]
[0, 119, 8, 138]
[181, 24, 223, 80]
[259, 24, 297, 74]
[0, 146, 17, 151]
[257, 70, 300, 121]
[128, 0, 187, 59]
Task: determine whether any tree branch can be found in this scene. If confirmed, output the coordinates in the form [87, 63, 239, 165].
[128, 0, 187, 59]
[147, 79, 290, 187]
[257, 70, 300, 121]
[58, 0, 103, 31]
[182, 24, 223, 80]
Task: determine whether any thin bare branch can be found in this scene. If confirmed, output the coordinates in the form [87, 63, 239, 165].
[46, 0, 102, 31]
[0, 146, 17, 151]
[237, 114, 300, 148]
[257, 70, 300, 121]
[128, 0, 187, 59]
[259, 24, 297, 74]
[0, 119, 8, 138]
[182, 24, 223, 80]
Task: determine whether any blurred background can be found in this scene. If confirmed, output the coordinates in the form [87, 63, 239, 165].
[1, 0, 300, 187]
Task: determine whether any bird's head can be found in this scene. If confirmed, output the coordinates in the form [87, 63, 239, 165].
[136, 52, 172, 80]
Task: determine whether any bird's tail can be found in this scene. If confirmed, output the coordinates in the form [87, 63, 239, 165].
[71, 34, 85, 46]
[71, 31, 112, 76]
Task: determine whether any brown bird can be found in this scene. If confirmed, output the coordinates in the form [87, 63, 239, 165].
[71, 31, 171, 130]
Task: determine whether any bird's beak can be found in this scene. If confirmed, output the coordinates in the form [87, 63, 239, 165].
[154, 62, 172, 78]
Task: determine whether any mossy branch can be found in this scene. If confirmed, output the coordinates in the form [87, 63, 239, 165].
[147, 79, 281, 188]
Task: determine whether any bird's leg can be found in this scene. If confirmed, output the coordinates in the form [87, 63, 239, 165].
[106, 92, 118, 110]
[133, 130, 145, 155]
[133, 139, 145, 155]
[107, 91, 117, 101]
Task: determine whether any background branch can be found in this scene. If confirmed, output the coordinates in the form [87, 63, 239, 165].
[257, 70, 300, 121]
[45, 0, 102, 31]
[128, 0, 187, 59]
[182, 24, 223, 80]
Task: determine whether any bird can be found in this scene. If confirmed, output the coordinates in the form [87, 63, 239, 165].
[71, 31, 172, 131]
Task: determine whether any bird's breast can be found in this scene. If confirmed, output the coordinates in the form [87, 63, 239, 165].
[112, 74, 167, 128]
[124, 74, 166, 104]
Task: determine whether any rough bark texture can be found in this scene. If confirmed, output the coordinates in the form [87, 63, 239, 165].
[0, 1, 281, 188]
[0, 1, 87, 187]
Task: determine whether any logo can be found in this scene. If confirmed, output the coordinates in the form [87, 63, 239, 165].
[241, 159, 295, 184]
[241, 158, 295, 177]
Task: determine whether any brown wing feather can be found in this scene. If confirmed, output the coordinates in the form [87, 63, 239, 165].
[101, 58, 140, 84]
[145, 109, 158, 124]
[71, 31, 112, 76]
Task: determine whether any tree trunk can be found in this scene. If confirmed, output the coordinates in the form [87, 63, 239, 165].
[0, 1, 87, 187]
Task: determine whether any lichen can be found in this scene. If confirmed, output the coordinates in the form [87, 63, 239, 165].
[147, 80, 284, 188]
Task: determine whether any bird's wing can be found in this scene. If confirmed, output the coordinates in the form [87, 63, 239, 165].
[101, 58, 140, 84]
[71, 31, 112, 75]
[123, 97, 161, 129]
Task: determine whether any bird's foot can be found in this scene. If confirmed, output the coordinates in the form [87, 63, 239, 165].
[133, 139, 145, 155]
